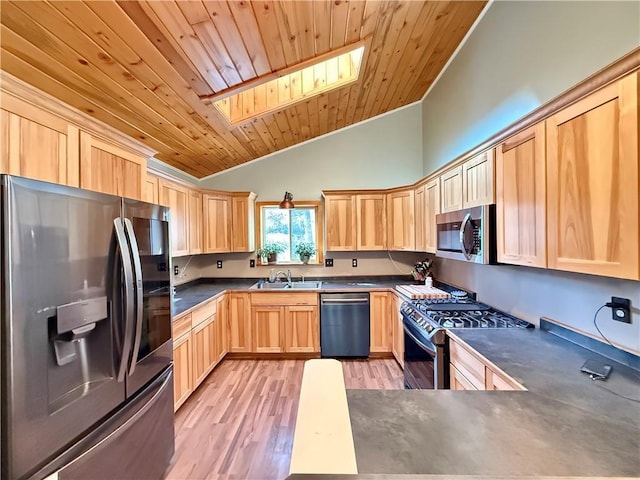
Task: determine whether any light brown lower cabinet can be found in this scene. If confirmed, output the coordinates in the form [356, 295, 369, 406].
[192, 314, 217, 387]
[228, 293, 252, 352]
[370, 292, 393, 353]
[252, 306, 284, 353]
[391, 293, 404, 369]
[448, 334, 525, 391]
[173, 331, 193, 412]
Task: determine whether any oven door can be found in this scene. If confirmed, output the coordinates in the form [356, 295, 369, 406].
[402, 316, 447, 389]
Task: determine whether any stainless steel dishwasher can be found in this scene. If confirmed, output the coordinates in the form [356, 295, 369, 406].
[320, 292, 370, 357]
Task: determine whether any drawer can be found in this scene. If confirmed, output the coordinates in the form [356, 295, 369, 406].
[172, 313, 192, 339]
[192, 300, 217, 327]
[250, 292, 318, 306]
[450, 364, 478, 391]
[449, 339, 485, 389]
[486, 368, 525, 391]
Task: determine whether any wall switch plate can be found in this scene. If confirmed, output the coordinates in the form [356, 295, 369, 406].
[249, 259, 255, 268]
[325, 258, 333, 267]
[609, 297, 631, 323]
[173, 265, 179, 276]
[352, 259, 358, 267]
[217, 260, 223, 269]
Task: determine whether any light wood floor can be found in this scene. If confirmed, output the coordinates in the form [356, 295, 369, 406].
[167, 358, 403, 480]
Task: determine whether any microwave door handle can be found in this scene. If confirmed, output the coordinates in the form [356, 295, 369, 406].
[113, 218, 134, 383]
[459, 213, 473, 260]
[124, 218, 144, 376]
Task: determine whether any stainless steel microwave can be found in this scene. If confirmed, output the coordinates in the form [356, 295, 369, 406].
[435, 205, 495, 264]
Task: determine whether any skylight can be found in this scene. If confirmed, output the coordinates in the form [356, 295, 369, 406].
[212, 44, 365, 125]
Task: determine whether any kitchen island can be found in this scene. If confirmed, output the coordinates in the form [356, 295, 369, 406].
[289, 326, 640, 478]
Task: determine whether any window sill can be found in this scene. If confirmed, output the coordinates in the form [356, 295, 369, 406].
[258, 260, 323, 267]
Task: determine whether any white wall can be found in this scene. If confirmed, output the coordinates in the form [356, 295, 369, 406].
[201, 103, 424, 200]
[422, 1, 640, 352]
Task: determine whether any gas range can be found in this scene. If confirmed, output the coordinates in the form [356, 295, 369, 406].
[401, 295, 534, 345]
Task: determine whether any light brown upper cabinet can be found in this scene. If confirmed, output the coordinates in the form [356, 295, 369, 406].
[424, 178, 441, 253]
[144, 173, 159, 204]
[1, 94, 80, 187]
[546, 72, 639, 280]
[440, 165, 463, 213]
[159, 179, 189, 257]
[387, 189, 415, 251]
[203, 193, 232, 253]
[324, 194, 357, 250]
[231, 193, 257, 252]
[79, 132, 146, 200]
[188, 190, 203, 255]
[462, 149, 495, 208]
[414, 185, 427, 252]
[356, 194, 386, 250]
[495, 123, 547, 268]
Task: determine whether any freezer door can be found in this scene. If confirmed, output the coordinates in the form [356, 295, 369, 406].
[1, 176, 126, 480]
[122, 199, 172, 396]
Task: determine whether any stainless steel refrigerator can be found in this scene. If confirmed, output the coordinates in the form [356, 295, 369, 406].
[1, 175, 175, 480]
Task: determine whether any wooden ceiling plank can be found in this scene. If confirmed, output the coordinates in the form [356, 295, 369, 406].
[234, 122, 270, 159]
[202, 1, 259, 81]
[335, 84, 352, 130]
[312, 0, 332, 56]
[293, 1, 316, 61]
[192, 21, 244, 87]
[174, 1, 210, 25]
[273, 110, 295, 147]
[306, 96, 320, 137]
[251, 1, 287, 71]
[330, 0, 350, 50]
[345, 0, 367, 44]
[0, 10, 209, 161]
[227, 0, 272, 76]
[285, 104, 302, 144]
[295, 102, 312, 142]
[140, 0, 228, 91]
[47, 0, 232, 161]
[326, 89, 342, 134]
[251, 117, 278, 151]
[272, 1, 302, 66]
[362, 1, 423, 119]
[317, 92, 330, 136]
[263, 114, 286, 151]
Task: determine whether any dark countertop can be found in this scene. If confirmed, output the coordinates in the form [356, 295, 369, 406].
[172, 276, 423, 317]
[346, 327, 640, 477]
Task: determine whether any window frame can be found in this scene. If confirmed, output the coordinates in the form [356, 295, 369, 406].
[255, 200, 324, 266]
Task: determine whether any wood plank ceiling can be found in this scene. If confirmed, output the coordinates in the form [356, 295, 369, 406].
[0, 1, 486, 178]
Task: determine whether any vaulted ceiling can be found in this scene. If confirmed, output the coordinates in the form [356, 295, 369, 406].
[0, 1, 486, 178]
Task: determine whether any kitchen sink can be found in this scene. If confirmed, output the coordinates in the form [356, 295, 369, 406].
[252, 281, 322, 290]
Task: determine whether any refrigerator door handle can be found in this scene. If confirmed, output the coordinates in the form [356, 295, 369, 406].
[124, 218, 144, 375]
[113, 218, 135, 383]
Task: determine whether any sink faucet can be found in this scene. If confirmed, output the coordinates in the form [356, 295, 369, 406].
[275, 269, 292, 286]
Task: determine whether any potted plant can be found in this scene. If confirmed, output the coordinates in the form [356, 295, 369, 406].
[256, 242, 285, 264]
[295, 242, 316, 264]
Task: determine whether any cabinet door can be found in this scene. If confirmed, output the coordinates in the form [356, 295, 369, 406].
[252, 306, 284, 353]
[144, 174, 159, 204]
[192, 315, 216, 387]
[462, 149, 495, 208]
[232, 194, 256, 252]
[546, 73, 639, 280]
[424, 178, 440, 253]
[386, 190, 415, 251]
[355, 194, 386, 250]
[79, 132, 146, 200]
[414, 186, 426, 252]
[284, 306, 319, 353]
[391, 295, 404, 369]
[440, 165, 463, 213]
[1, 96, 79, 186]
[370, 292, 392, 353]
[188, 190, 203, 255]
[173, 332, 193, 411]
[325, 194, 357, 250]
[159, 180, 189, 257]
[203, 194, 232, 253]
[216, 294, 228, 361]
[496, 123, 547, 267]
[450, 364, 477, 391]
[228, 293, 251, 353]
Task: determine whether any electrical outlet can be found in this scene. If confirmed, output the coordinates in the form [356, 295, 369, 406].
[173, 265, 179, 276]
[249, 259, 256, 268]
[609, 297, 631, 323]
[325, 258, 333, 267]
[352, 259, 358, 267]
[217, 260, 223, 269]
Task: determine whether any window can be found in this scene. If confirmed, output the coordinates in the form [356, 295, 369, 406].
[256, 201, 324, 264]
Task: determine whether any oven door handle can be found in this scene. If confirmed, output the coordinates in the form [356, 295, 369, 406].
[459, 213, 473, 260]
[403, 321, 437, 355]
